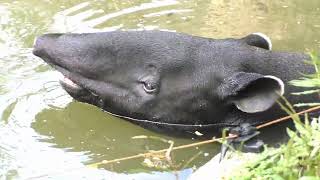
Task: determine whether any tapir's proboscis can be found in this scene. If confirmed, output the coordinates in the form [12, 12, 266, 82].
[33, 31, 314, 138]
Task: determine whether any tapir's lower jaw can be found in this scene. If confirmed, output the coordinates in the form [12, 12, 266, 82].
[59, 75, 102, 106]
[45, 61, 101, 105]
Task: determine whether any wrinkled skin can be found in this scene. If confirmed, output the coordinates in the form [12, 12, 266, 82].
[33, 31, 314, 138]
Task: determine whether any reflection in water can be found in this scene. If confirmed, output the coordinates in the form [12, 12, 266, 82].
[33, 102, 215, 171]
[200, 0, 320, 51]
[0, 0, 319, 179]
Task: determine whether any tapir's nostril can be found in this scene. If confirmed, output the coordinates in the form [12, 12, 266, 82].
[32, 33, 62, 56]
[32, 36, 45, 57]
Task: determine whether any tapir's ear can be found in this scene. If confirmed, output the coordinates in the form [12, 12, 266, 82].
[219, 72, 284, 113]
[242, 32, 272, 50]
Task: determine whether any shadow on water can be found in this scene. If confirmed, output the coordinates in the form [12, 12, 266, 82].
[0, 0, 319, 179]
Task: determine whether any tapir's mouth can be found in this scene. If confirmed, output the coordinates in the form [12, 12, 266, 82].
[44, 60, 85, 93]
[58, 73, 93, 99]
[57, 71, 103, 108]
[59, 76, 83, 92]
[46, 62, 99, 104]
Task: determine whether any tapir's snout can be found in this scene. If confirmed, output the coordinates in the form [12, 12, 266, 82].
[33, 33, 102, 79]
[33, 34, 62, 58]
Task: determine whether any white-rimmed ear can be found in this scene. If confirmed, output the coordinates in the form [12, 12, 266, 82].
[219, 72, 284, 113]
[263, 75, 285, 96]
[242, 32, 272, 50]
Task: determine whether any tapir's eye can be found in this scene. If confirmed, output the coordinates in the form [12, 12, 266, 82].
[143, 82, 157, 93]
[139, 74, 159, 94]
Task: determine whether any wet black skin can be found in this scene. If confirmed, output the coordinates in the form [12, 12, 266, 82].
[33, 31, 314, 138]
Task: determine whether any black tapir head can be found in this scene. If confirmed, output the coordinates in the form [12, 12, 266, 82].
[33, 31, 311, 137]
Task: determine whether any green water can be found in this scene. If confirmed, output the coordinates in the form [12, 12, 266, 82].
[0, 0, 319, 179]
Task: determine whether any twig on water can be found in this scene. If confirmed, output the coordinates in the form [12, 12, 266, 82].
[90, 105, 320, 167]
[26, 105, 320, 179]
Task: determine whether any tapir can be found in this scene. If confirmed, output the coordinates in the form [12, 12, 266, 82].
[33, 31, 314, 138]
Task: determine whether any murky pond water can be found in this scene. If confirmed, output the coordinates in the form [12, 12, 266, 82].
[0, 0, 319, 179]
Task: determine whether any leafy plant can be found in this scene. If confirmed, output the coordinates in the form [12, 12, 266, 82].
[231, 107, 320, 180]
[290, 52, 320, 107]
[230, 52, 320, 180]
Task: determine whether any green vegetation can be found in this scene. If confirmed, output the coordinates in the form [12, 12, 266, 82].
[230, 53, 320, 180]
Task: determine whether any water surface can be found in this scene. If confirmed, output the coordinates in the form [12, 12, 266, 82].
[0, 0, 319, 179]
